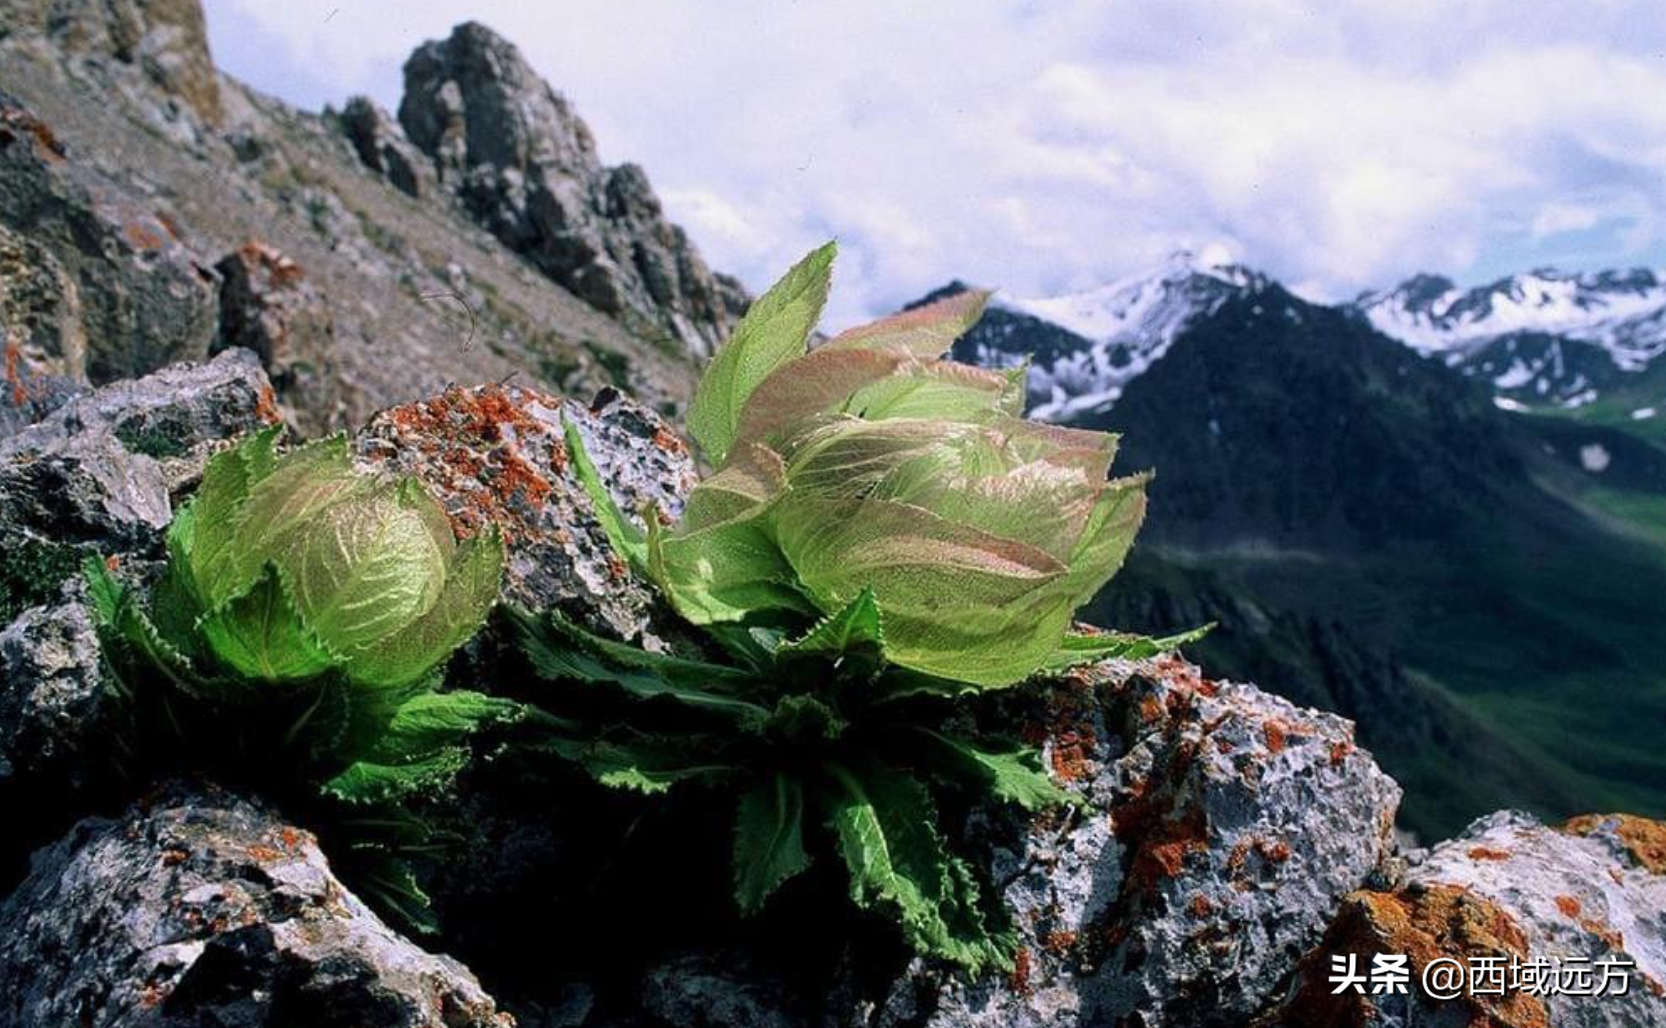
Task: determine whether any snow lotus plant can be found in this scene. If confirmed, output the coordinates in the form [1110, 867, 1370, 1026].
[526, 242, 1200, 972]
[87, 427, 516, 805]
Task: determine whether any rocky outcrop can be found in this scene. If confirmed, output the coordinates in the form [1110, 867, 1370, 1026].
[0, 91, 220, 381]
[0, 579, 105, 786]
[0, 785, 508, 1028]
[335, 96, 436, 200]
[0, 347, 275, 616]
[0, 0, 222, 123]
[214, 240, 343, 435]
[872, 656, 1402, 1028]
[354, 381, 696, 642]
[395, 22, 745, 357]
[1267, 810, 1666, 1027]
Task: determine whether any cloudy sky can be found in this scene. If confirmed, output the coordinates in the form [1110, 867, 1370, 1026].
[202, 0, 1666, 326]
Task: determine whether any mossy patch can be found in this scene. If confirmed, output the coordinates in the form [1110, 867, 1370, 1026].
[113, 420, 193, 459]
[0, 536, 82, 621]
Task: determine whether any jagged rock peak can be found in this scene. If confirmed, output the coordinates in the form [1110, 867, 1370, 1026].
[0, 0, 221, 122]
[393, 21, 746, 358]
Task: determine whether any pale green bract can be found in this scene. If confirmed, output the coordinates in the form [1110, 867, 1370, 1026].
[537, 244, 1198, 973]
[670, 242, 1149, 686]
[147, 427, 506, 689]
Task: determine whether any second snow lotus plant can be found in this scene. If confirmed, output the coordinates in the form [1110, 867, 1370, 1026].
[524, 242, 1200, 971]
[87, 427, 518, 805]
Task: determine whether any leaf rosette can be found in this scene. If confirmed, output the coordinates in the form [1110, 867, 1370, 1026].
[534, 243, 1204, 972]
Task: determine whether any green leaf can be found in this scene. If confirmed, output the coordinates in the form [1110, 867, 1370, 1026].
[689, 242, 836, 464]
[777, 587, 884, 660]
[562, 415, 647, 569]
[323, 746, 471, 805]
[353, 857, 440, 936]
[734, 774, 812, 914]
[773, 493, 1074, 686]
[323, 689, 522, 804]
[342, 526, 504, 688]
[649, 445, 810, 625]
[826, 761, 1014, 973]
[197, 565, 340, 682]
[223, 434, 374, 604]
[512, 608, 769, 721]
[186, 425, 281, 607]
[288, 483, 448, 653]
[822, 288, 991, 359]
[83, 556, 203, 689]
[1041, 624, 1214, 672]
[537, 729, 737, 794]
[921, 730, 1076, 811]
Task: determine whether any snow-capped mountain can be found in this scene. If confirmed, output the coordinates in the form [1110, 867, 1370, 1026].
[949, 252, 1268, 420]
[1355, 269, 1666, 407]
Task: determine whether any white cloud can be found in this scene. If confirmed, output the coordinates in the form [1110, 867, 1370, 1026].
[204, 0, 1666, 325]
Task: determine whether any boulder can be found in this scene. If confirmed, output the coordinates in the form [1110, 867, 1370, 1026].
[214, 240, 343, 435]
[0, 0, 222, 123]
[0, 92, 220, 381]
[882, 655, 1402, 1028]
[397, 22, 745, 357]
[353, 381, 696, 643]
[336, 96, 436, 200]
[1265, 809, 1666, 1027]
[0, 347, 276, 617]
[0, 785, 509, 1027]
[0, 578, 106, 787]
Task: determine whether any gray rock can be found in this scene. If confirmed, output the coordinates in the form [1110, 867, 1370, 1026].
[214, 239, 344, 436]
[336, 95, 436, 200]
[0, 784, 510, 1027]
[638, 951, 802, 1028]
[888, 655, 1402, 1028]
[0, 91, 221, 381]
[1265, 809, 1666, 1027]
[353, 381, 696, 643]
[397, 22, 744, 357]
[0, 0, 222, 123]
[0, 348, 276, 615]
[0, 579, 106, 785]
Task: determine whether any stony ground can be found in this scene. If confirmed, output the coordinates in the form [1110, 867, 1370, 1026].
[0, 3, 1662, 1026]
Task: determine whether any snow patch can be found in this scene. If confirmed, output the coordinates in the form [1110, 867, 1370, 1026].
[1579, 443, 1612, 473]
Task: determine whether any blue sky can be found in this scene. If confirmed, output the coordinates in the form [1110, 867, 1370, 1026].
[202, 0, 1666, 325]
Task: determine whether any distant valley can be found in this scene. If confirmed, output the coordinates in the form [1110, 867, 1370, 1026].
[943, 256, 1666, 838]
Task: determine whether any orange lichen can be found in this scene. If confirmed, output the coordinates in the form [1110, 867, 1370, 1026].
[1329, 740, 1354, 766]
[1190, 894, 1213, 917]
[1270, 885, 1547, 1028]
[1553, 895, 1581, 918]
[651, 424, 689, 456]
[1041, 929, 1078, 956]
[1008, 946, 1034, 996]
[0, 104, 66, 162]
[122, 219, 169, 252]
[1262, 719, 1288, 754]
[255, 384, 282, 425]
[1467, 846, 1511, 862]
[1563, 813, 1666, 874]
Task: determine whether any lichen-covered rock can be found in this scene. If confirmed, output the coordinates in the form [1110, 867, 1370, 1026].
[354, 381, 696, 642]
[1266, 810, 1666, 1027]
[0, 579, 106, 786]
[0, 0, 222, 123]
[336, 95, 436, 200]
[397, 22, 745, 357]
[0, 348, 276, 615]
[0, 92, 220, 381]
[0, 785, 509, 1027]
[214, 240, 343, 435]
[888, 655, 1402, 1028]
[0, 218, 88, 382]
